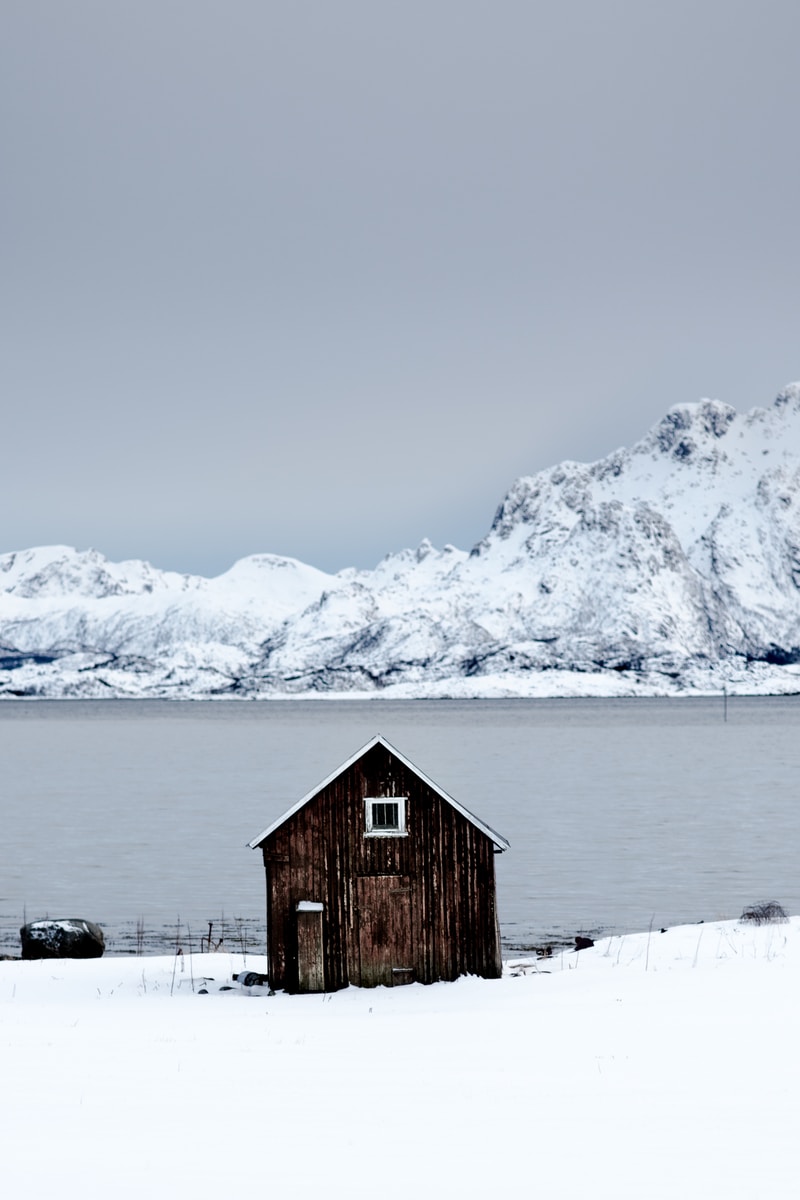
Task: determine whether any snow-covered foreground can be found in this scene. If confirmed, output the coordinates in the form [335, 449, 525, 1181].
[2, 919, 797, 1199]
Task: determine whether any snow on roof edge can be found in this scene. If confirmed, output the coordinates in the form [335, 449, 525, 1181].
[247, 733, 510, 852]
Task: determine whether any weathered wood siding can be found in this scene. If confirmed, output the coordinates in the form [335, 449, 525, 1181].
[261, 741, 502, 992]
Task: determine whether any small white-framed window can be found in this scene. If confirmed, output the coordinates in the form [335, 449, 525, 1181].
[364, 796, 407, 837]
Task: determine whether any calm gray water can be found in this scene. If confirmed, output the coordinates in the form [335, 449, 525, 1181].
[1, 697, 799, 956]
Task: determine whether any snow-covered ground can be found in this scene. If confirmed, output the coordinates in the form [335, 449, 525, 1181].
[3, 916, 798, 1198]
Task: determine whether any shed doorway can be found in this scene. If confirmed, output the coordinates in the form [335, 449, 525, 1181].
[356, 875, 413, 987]
[296, 903, 325, 992]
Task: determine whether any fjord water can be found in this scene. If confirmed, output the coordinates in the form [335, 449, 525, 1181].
[1, 697, 798, 956]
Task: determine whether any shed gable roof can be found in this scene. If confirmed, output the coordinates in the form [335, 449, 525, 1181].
[248, 734, 509, 852]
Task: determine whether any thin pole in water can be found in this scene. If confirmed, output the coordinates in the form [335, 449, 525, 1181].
[723, 686, 728, 723]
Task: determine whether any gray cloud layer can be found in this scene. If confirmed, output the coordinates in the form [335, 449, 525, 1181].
[3, 1, 799, 575]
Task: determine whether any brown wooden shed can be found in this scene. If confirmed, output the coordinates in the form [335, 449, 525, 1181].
[248, 734, 509, 992]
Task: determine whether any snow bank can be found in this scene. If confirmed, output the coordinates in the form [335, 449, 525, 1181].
[2, 917, 799, 1198]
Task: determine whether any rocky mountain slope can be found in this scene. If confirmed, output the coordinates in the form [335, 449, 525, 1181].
[3, 385, 800, 698]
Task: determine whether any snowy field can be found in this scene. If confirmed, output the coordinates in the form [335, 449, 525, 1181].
[3, 918, 798, 1199]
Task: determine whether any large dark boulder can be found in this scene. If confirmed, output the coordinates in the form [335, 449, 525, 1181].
[20, 919, 105, 960]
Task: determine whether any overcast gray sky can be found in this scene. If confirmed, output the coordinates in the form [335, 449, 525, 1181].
[3, 1, 799, 576]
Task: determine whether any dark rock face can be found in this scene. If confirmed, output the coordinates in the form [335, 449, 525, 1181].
[20, 919, 105, 959]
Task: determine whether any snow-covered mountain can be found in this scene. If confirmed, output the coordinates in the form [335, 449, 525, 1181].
[3, 385, 800, 698]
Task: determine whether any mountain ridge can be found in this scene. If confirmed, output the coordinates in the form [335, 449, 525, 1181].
[3, 385, 800, 698]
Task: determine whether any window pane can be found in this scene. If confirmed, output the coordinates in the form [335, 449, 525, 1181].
[372, 801, 398, 829]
